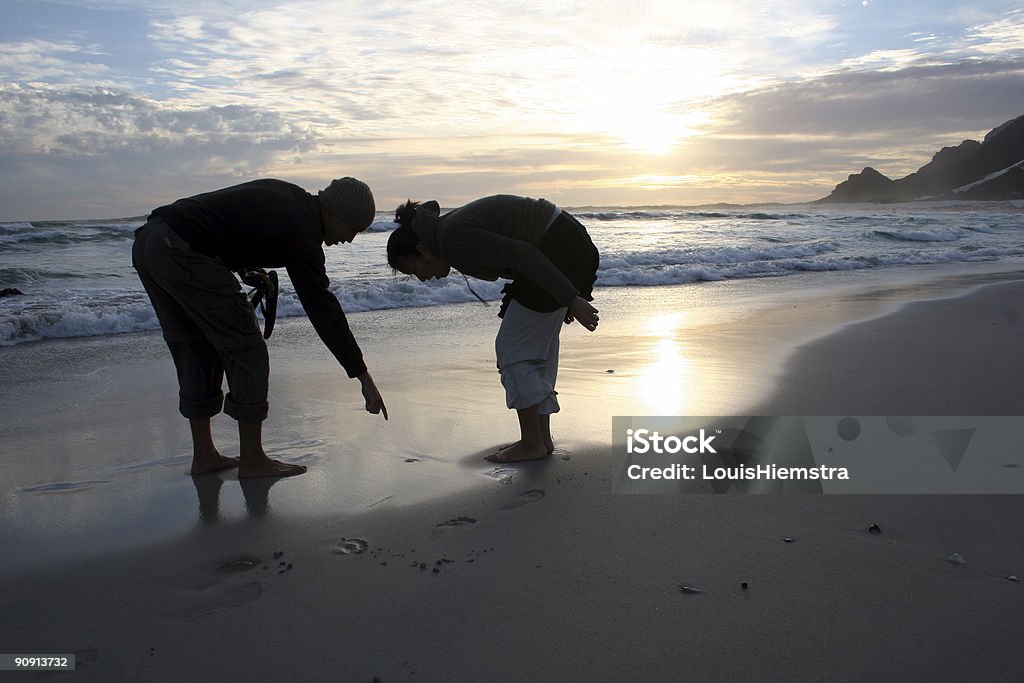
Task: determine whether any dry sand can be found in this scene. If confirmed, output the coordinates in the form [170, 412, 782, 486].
[1, 262, 1022, 681]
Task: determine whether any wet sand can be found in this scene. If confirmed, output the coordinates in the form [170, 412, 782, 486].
[1, 262, 1023, 680]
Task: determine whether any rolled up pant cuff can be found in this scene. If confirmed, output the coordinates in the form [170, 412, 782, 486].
[224, 392, 269, 422]
[178, 391, 224, 419]
[500, 361, 560, 414]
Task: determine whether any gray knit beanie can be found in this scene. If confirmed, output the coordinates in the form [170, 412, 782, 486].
[318, 177, 376, 230]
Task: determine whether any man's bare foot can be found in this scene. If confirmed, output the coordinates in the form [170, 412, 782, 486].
[486, 441, 550, 463]
[238, 457, 307, 479]
[496, 440, 555, 456]
[191, 454, 240, 476]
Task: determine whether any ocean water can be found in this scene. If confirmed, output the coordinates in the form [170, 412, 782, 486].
[1, 201, 1023, 347]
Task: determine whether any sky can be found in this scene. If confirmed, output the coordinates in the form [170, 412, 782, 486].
[1, 0, 1023, 220]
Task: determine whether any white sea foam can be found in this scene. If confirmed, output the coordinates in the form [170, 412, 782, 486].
[1, 204, 1023, 346]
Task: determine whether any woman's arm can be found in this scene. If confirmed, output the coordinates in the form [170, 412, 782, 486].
[442, 226, 579, 306]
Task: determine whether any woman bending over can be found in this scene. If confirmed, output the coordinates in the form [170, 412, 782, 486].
[387, 195, 599, 463]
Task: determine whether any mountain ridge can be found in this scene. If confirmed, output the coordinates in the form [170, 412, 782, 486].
[817, 115, 1024, 203]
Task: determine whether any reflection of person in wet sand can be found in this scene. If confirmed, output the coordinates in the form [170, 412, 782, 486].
[192, 475, 277, 521]
[387, 195, 600, 463]
[133, 177, 388, 479]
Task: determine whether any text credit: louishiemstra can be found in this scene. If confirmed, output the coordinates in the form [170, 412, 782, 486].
[611, 416, 1024, 494]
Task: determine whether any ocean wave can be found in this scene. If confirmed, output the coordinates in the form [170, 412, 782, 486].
[573, 210, 680, 221]
[0, 293, 158, 346]
[3, 240, 1022, 347]
[570, 209, 813, 223]
[870, 228, 962, 243]
[4, 205, 1024, 347]
[599, 241, 837, 269]
[0, 277, 507, 346]
[365, 215, 397, 233]
[0, 223, 139, 250]
[0, 267, 110, 286]
[0, 222, 36, 233]
[959, 223, 998, 234]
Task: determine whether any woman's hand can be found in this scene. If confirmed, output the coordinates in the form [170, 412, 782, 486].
[358, 372, 389, 420]
[568, 296, 599, 331]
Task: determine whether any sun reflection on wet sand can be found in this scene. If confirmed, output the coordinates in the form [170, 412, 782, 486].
[637, 313, 694, 415]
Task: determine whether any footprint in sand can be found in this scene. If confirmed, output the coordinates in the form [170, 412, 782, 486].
[164, 555, 267, 621]
[114, 455, 189, 472]
[333, 538, 369, 555]
[73, 646, 99, 668]
[20, 480, 110, 493]
[164, 581, 264, 621]
[436, 517, 477, 528]
[485, 466, 516, 485]
[216, 556, 262, 573]
[500, 489, 545, 510]
[283, 438, 324, 450]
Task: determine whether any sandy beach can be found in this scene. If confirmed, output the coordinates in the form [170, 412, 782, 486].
[2, 261, 1023, 681]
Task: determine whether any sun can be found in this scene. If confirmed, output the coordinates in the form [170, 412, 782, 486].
[618, 110, 692, 155]
[610, 106, 709, 155]
[571, 41, 721, 155]
[581, 67, 712, 155]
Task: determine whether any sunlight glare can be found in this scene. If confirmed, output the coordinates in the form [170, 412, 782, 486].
[576, 42, 719, 155]
[638, 313, 692, 413]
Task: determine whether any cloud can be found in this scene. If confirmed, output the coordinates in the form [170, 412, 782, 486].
[710, 59, 1024, 138]
[0, 38, 113, 84]
[965, 9, 1024, 55]
[2, 1, 1023, 217]
[0, 81, 322, 218]
[0, 82, 317, 153]
[674, 57, 1024, 194]
[134, 0, 843, 139]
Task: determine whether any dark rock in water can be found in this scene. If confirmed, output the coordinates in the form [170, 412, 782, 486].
[0, 287, 25, 298]
[868, 523, 882, 534]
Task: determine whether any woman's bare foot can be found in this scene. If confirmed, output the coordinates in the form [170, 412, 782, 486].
[238, 457, 307, 479]
[486, 440, 550, 463]
[190, 453, 240, 476]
